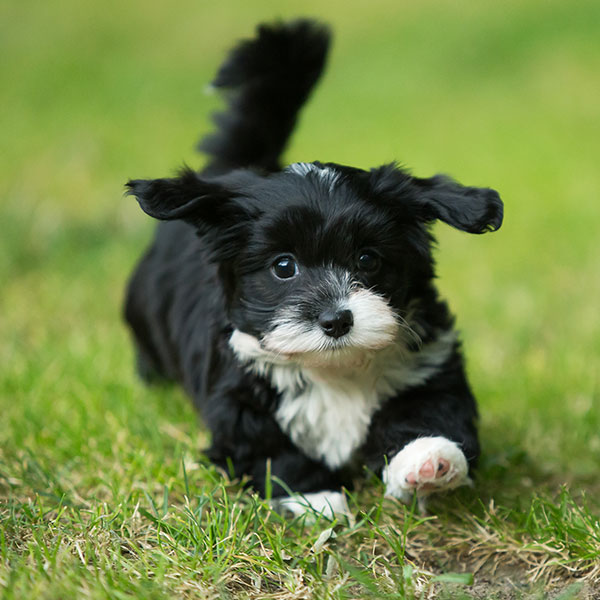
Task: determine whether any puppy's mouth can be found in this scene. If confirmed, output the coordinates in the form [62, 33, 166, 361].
[229, 328, 394, 371]
[264, 330, 394, 357]
[275, 345, 380, 370]
[230, 287, 414, 369]
[260, 310, 401, 371]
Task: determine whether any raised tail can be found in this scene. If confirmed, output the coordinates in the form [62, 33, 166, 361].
[199, 20, 331, 174]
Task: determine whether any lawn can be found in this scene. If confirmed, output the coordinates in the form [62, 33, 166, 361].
[1, 0, 600, 598]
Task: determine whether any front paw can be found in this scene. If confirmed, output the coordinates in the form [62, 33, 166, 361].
[383, 436, 470, 504]
[272, 490, 349, 520]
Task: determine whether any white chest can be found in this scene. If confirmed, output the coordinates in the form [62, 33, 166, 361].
[274, 370, 380, 469]
[229, 328, 457, 470]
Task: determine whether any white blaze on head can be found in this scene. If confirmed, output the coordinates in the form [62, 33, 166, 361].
[286, 162, 340, 193]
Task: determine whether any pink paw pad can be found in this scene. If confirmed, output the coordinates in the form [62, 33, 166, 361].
[383, 437, 470, 503]
[405, 457, 451, 487]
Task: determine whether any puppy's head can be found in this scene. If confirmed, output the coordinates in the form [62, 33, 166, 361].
[127, 162, 502, 369]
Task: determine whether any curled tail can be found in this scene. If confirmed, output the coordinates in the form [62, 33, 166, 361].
[199, 20, 331, 174]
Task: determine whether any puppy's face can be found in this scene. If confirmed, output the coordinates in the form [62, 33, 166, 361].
[127, 162, 502, 368]
[227, 165, 419, 368]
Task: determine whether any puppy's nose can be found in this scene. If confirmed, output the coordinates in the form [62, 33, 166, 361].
[319, 309, 354, 338]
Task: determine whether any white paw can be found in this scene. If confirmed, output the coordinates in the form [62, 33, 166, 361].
[272, 490, 349, 520]
[383, 436, 470, 504]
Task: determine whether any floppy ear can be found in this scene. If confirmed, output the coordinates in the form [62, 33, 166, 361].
[370, 164, 503, 234]
[411, 174, 503, 233]
[126, 166, 250, 233]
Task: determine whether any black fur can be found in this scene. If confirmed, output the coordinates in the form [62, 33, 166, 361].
[124, 20, 503, 499]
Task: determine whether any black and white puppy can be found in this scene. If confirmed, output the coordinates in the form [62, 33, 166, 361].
[124, 20, 503, 515]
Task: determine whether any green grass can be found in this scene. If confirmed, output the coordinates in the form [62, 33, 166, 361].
[1, 0, 600, 597]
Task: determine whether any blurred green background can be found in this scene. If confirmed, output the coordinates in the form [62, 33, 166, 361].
[2, 0, 599, 503]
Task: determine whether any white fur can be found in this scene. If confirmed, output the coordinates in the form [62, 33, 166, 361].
[273, 363, 383, 468]
[230, 327, 457, 470]
[286, 162, 340, 192]
[273, 490, 348, 519]
[383, 436, 470, 504]
[262, 284, 399, 360]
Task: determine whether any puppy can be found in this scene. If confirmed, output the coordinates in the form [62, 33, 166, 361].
[124, 20, 503, 515]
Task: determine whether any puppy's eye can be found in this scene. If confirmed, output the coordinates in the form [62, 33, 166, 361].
[272, 256, 299, 280]
[357, 251, 380, 273]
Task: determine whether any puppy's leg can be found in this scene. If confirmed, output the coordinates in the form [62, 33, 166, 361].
[123, 247, 177, 384]
[259, 452, 350, 519]
[216, 446, 350, 518]
[124, 294, 169, 383]
[382, 436, 470, 504]
[272, 490, 349, 520]
[363, 371, 480, 508]
[248, 450, 350, 518]
[203, 390, 350, 517]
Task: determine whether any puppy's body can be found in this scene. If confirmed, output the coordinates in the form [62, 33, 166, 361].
[125, 21, 502, 509]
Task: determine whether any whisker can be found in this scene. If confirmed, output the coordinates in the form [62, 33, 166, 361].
[395, 313, 422, 348]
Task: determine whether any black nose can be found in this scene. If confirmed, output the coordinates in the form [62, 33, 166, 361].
[318, 309, 354, 338]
